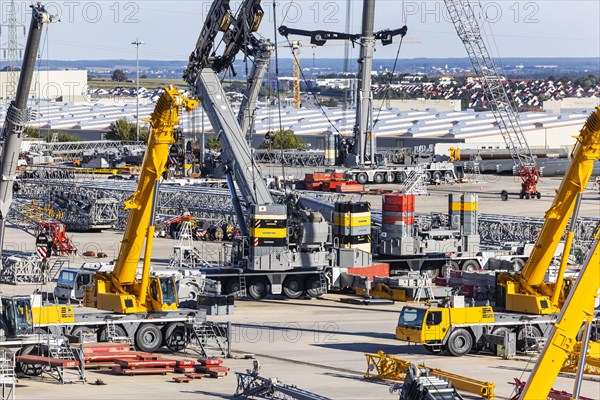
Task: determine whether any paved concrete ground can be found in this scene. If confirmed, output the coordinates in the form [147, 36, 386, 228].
[2, 174, 599, 399]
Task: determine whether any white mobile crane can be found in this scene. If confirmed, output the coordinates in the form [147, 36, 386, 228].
[279, 0, 458, 186]
[444, 0, 541, 200]
[184, 0, 373, 300]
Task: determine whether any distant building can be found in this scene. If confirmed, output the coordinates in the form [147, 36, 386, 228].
[0, 70, 87, 102]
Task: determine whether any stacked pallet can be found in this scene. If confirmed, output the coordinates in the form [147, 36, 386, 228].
[112, 356, 177, 376]
[195, 358, 230, 378]
[83, 342, 145, 369]
[304, 172, 346, 191]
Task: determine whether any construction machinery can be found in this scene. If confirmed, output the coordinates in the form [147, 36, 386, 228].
[35, 221, 76, 257]
[513, 222, 600, 399]
[0, 3, 54, 258]
[443, 0, 540, 200]
[395, 108, 600, 356]
[16, 87, 208, 353]
[497, 107, 600, 315]
[375, 192, 529, 278]
[184, 0, 374, 299]
[279, 1, 458, 186]
[85, 86, 198, 314]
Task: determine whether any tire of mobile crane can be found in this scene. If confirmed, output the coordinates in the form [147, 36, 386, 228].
[16, 345, 47, 376]
[519, 192, 525, 199]
[444, 170, 454, 181]
[385, 171, 396, 183]
[248, 278, 270, 300]
[536, 192, 541, 199]
[433, 171, 443, 183]
[425, 171, 432, 183]
[98, 325, 127, 342]
[441, 261, 460, 278]
[501, 190, 508, 201]
[225, 279, 242, 296]
[71, 325, 93, 342]
[445, 328, 473, 357]
[373, 172, 385, 184]
[461, 260, 479, 272]
[163, 322, 188, 352]
[305, 276, 324, 298]
[396, 171, 406, 183]
[283, 276, 304, 299]
[420, 268, 439, 279]
[491, 326, 512, 355]
[516, 325, 543, 353]
[356, 172, 368, 184]
[510, 258, 525, 273]
[135, 323, 164, 353]
[525, 193, 530, 199]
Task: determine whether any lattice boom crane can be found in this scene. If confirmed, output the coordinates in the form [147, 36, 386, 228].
[444, 0, 540, 200]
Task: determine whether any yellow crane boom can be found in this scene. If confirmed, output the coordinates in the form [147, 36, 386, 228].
[89, 86, 198, 313]
[518, 223, 600, 399]
[499, 107, 600, 314]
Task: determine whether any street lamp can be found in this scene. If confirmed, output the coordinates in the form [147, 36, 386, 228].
[132, 38, 146, 142]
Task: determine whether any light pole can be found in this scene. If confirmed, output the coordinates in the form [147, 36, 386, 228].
[132, 38, 145, 142]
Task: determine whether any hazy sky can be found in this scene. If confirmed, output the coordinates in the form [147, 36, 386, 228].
[4, 0, 599, 61]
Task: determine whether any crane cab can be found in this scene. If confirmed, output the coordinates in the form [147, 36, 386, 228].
[0, 296, 34, 337]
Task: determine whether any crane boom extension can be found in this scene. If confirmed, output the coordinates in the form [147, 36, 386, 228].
[518, 223, 600, 399]
[105, 87, 198, 303]
[498, 107, 600, 314]
[185, 0, 273, 236]
[0, 3, 53, 258]
[444, 0, 540, 197]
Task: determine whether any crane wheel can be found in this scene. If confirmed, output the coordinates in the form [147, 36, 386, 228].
[385, 172, 396, 183]
[225, 279, 242, 296]
[373, 173, 385, 184]
[135, 324, 163, 353]
[519, 192, 525, 199]
[525, 193, 530, 199]
[446, 328, 473, 356]
[283, 276, 304, 299]
[500, 190, 508, 201]
[163, 323, 187, 351]
[517, 325, 542, 353]
[305, 276, 324, 298]
[98, 325, 127, 342]
[510, 258, 525, 272]
[356, 173, 368, 184]
[16, 345, 47, 376]
[248, 278, 270, 300]
[536, 192, 541, 199]
[460, 260, 479, 272]
[491, 327, 512, 355]
[441, 261, 460, 278]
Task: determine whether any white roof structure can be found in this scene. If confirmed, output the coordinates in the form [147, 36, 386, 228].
[2, 100, 592, 147]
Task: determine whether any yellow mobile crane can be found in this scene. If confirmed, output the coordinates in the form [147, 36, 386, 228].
[86, 87, 198, 313]
[395, 108, 600, 356]
[24, 88, 203, 354]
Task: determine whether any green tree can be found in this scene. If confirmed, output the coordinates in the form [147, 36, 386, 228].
[106, 118, 149, 142]
[50, 132, 79, 142]
[24, 126, 41, 138]
[205, 136, 222, 151]
[111, 69, 128, 82]
[261, 129, 307, 150]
